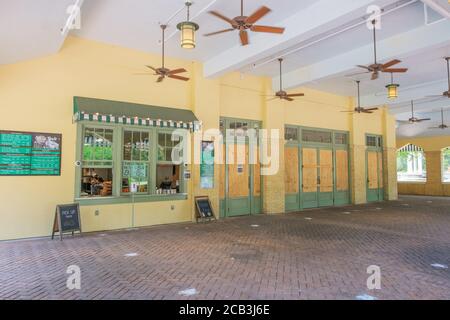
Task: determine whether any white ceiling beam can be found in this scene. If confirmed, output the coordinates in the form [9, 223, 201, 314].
[389, 96, 450, 118]
[363, 79, 449, 108]
[421, 0, 450, 19]
[203, 0, 395, 78]
[60, 0, 85, 49]
[276, 19, 450, 90]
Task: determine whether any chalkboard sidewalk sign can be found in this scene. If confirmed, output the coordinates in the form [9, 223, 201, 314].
[195, 196, 216, 223]
[52, 204, 82, 240]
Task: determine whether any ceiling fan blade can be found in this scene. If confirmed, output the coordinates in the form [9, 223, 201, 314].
[357, 65, 372, 70]
[383, 68, 408, 73]
[146, 66, 158, 72]
[168, 74, 190, 81]
[365, 107, 379, 111]
[204, 29, 235, 37]
[371, 72, 379, 80]
[381, 59, 401, 69]
[240, 30, 249, 46]
[133, 73, 154, 76]
[417, 118, 431, 122]
[286, 93, 305, 97]
[167, 68, 187, 75]
[246, 6, 271, 25]
[361, 110, 374, 114]
[250, 25, 285, 34]
[156, 76, 164, 83]
[283, 97, 294, 102]
[208, 11, 236, 26]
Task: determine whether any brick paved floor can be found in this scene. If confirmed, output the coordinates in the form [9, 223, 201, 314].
[0, 196, 449, 300]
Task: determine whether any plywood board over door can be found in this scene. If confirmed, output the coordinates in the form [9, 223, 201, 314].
[318, 149, 334, 207]
[368, 151, 379, 190]
[302, 148, 319, 209]
[335, 150, 349, 192]
[285, 147, 299, 194]
[334, 149, 350, 206]
[303, 148, 318, 193]
[227, 143, 251, 216]
[285, 146, 300, 212]
[320, 150, 333, 193]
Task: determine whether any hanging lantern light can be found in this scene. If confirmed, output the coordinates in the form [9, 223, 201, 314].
[386, 73, 400, 100]
[177, 1, 199, 50]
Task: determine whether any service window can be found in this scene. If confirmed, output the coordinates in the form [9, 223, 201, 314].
[80, 127, 114, 198]
[122, 130, 150, 194]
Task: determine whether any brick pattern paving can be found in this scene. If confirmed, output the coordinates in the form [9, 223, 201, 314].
[0, 196, 449, 300]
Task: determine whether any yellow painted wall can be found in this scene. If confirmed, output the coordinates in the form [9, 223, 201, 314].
[397, 136, 450, 196]
[0, 36, 397, 241]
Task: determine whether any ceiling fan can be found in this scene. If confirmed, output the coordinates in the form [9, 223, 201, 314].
[136, 25, 189, 82]
[426, 57, 450, 99]
[399, 100, 431, 124]
[267, 59, 305, 102]
[429, 108, 448, 130]
[342, 81, 379, 114]
[350, 20, 408, 80]
[204, 0, 285, 46]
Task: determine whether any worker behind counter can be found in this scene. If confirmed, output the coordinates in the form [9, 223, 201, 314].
[159, 176, 173, 190]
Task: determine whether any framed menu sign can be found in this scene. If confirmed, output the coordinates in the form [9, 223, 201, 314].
[0, 130, 62, 176]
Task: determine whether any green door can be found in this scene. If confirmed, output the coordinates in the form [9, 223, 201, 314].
[366, 150, 384, 202]
[301, 147, 334, 209]
[220, 118, 262, 217]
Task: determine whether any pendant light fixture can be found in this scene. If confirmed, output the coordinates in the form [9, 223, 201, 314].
[177, 0, 199, 49]
[386, 73, 399, 99]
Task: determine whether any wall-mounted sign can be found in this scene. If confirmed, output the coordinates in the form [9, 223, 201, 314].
[52, 203, 82, 241]
[0, 130, 62, 176]
[237, 164, 244, 175]
[200, 141, 214, 189]
[184, 170, 191, 180]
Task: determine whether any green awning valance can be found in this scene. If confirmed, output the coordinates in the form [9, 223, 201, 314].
[73, 96, 201, 131]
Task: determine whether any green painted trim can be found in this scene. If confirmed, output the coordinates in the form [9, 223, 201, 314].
[365, 135, 384, 202]
[75, 123, 188, 201]
[76, 194, 188, 206]
[220, 117, 263, 217]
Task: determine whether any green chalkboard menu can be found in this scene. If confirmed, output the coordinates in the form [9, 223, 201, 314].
[0, 130, 62, 176]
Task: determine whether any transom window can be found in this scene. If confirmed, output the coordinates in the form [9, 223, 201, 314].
[366, 135, 382, 148]
[302, 129, 332, 144]
[284, 127, 298, 142]
[334, 133, 348, 145]
[397, 144, 426, 183]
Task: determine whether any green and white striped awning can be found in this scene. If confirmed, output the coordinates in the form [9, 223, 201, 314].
[73, 97, 201, 131]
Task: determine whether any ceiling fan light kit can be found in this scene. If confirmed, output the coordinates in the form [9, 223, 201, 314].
[177, 1, 199, 50]
[386, 73, 399, 100]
